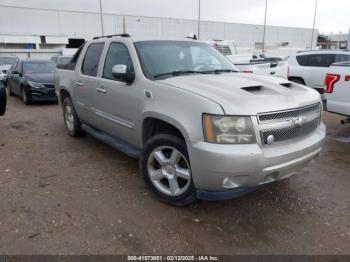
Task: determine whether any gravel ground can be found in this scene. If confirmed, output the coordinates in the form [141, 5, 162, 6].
[0, 96, 349, 255]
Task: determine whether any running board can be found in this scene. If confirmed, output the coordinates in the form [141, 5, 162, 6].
[81, 124, 140, 158]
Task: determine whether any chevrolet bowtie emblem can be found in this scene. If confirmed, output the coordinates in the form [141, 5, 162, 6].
[292, 116, 305, 128]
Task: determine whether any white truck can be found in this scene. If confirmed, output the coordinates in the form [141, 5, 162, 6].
[324, 61, 350, 124]
[207, 40, 289, 79]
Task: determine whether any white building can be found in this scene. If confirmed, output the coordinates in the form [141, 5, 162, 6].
[0, 0, 318, 56]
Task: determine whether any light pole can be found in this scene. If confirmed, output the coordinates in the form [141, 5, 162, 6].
[310, 0, 318, 50]
[262, 0, 267, 53]
[197, 0, 201, 40]
[99, 0, 104, 36]
[347, 26, 350, 49]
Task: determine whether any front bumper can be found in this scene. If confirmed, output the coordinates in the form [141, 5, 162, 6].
[29, 87, 57, 101]
[189, 123, 326, 199]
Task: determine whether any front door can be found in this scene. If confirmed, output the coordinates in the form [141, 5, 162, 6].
[94, 42, 141, 145]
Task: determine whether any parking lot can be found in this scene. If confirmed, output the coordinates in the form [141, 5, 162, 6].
[0, 96, 348, 255]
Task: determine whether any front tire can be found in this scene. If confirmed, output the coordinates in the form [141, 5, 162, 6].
[21, 88, 30, 105]
[140, 134, 196, 206]
[62, 97, 83, 137]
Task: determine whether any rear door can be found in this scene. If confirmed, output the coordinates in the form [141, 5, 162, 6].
[301, 54, 335, 89]
[74, 42, 105, 125]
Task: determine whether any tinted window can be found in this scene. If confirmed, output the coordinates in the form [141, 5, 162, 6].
[335, 54, 350, 63]
[23, 62, 55, 74]
[297, 54, 335, 67]
[82, 43, 105, 76]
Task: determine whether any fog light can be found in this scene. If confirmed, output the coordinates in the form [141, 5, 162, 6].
[222, 177, 240, 189]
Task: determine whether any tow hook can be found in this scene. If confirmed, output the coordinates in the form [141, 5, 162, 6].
[340, 118, 350, 125]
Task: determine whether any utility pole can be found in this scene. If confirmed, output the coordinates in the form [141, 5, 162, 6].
[262, 0, 267, 53]
[99, 0, 104, 36]
[347, 26, 350, 49]
[310, 0, 318, 50]
[197, 0, 201, 40]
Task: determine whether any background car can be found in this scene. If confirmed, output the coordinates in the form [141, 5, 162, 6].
[0, 56, 19, 86]
[50, 55, 73, 67]
[0, 81, 6, 115]
[7, 59, 56, 104]
[324, 61, 350, 123]
[288, 50, 350, 93]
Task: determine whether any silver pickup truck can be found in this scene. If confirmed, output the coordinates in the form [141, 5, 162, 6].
[55, 34, 326, 206]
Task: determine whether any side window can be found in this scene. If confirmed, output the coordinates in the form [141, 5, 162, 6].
[335, 54, 350, 63]
[297, 54, 335, 67]
[296, 55, 309, 66]
[82, 43, 105, 77]
[103, 42, 134, 80]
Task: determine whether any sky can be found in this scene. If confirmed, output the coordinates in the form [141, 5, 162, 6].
[0, 0, 349, 34]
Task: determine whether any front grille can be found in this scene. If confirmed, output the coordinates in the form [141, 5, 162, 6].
[258, 103, 321, 145]
[44, 84, 55, 89]
[262, 119, 319, 144]
[258, 103, 320, 123]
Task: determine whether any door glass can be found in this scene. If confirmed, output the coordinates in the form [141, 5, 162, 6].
[103, 42, 134, 80]
[335, 54, 350, 63]
[81, 43, 105, 77]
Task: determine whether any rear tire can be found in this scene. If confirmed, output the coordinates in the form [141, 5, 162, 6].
[140, 134, 196, 206]
[62, 97, 83, 137]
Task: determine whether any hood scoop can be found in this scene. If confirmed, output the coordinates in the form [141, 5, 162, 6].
[241, 85, 279, 95]
[280, 82, 292, 88]
[241, 85, 263, 92]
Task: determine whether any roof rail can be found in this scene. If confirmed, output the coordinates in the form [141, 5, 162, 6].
[297, 49, 350, 53]
[93, 33, 130, 40]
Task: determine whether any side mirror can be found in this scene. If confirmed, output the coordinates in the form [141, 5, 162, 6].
[112, 64, 135, 84]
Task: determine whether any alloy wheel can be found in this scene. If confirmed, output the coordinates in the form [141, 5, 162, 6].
[147, 146, 191, 197]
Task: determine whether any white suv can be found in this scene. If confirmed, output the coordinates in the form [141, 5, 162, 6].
[288, 50, 350, 93]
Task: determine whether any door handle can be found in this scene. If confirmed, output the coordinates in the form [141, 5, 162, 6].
[75, 81, 83, 87]
[96, 87, 107, 93]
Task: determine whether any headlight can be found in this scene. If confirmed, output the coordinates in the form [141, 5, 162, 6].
[203, 114, 256, 144]
[28, 81, 46, 89]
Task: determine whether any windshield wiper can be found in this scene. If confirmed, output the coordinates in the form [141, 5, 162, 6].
[154, 70, 204, 79]
[201, 69, 238, 74]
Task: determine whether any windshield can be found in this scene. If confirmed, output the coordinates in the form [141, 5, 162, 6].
[59, 57, 72, 65]
[0, 57, 17, 66]
[134, 41, 239, 79]
[23, 62, 55, 74]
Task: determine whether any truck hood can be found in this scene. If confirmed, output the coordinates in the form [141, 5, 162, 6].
[25, 73, 54, 83]
[158, 73, 321, 115]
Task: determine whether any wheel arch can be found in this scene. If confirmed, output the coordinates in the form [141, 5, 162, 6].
[141, 113, 190, 147]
